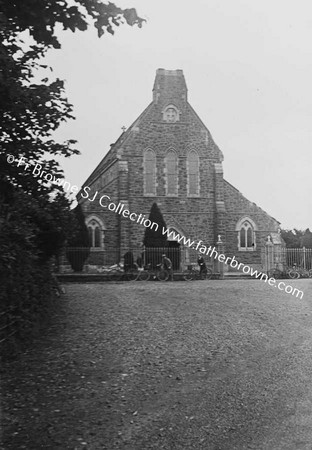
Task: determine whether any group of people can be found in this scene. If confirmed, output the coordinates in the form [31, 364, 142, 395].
[123, 250, 207, 281]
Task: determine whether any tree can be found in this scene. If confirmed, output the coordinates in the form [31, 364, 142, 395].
[301, 229, 312, 248]
[0, 1, 144, 47]
[0, 0, 144, 256]
[66, 204, 90, 271]
[280, 229, 301, 248]
[280, 229, 310, 248]
[143, 203, 168, 247]
[67, 204, 90, 247]
[0, 1, 144, 352]
[0, 187, 77, 354]
[0, 0, 144, 197]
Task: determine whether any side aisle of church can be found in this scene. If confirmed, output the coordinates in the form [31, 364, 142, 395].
[78, 69, 282, 271]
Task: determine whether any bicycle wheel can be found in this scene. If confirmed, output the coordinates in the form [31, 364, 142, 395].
[183, 269, 194, 281]
[157, 269, 169, 281]
[285, 269, 292, 279]
[124, 268, 139, 281]
[287, 269, 299, 279]
[138, 270, 151, 281]
[201, 268, 213, 280]
[308, 269, 312, 278]
[267, 268, 282, 279]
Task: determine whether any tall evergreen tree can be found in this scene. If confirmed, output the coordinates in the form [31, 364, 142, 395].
[66, 204, 90, 271]
[143, 203, 168, 247]
[67, 204, 89, 247]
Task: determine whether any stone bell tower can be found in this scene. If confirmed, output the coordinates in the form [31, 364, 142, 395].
[152, 68, 188, 110]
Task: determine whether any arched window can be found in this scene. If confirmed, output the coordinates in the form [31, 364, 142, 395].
[162, 104, 180, 123]
[187, 151, 199, 196]
[236, 218, 256, 251]
[165, 150, 178, 195]
[86, 216, 104, 248]
[144, 149, 156, 195]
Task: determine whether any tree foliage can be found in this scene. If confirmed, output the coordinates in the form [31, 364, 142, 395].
[66, 204, 90, 271]
[0, 0, 144, 251]
[0, 0, 144, 353]
[0, 0, 144, 47]
[67, 204, 90, 247]
[0, 0, 144, 197]
[280, 229, 312, 248]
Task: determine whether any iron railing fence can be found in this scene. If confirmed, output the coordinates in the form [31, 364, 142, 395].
[58, 246, 215, 273]
[280, 247, 312, 270]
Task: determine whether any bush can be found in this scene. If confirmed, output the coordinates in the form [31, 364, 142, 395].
[0, 188, 72, 359]
[65, 247, 90, 272]
[65, 204, 90, 272]
[0, 220, 59, 360]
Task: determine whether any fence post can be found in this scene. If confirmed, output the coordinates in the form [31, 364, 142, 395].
[264, 236, 274, 274]
[215, 234, 225, 279]
[302, 246, 306, 269]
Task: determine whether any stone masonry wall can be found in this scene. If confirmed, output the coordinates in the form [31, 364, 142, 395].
[79, 160, 121, 263]
[120, 100, 223, 250]
[78, 69, 281, 272]
[223, 181, 280, 270]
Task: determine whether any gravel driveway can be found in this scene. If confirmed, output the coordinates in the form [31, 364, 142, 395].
[1, 279, 312, 449]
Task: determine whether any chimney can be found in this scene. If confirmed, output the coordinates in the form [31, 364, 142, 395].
[152, 68, 188, 108]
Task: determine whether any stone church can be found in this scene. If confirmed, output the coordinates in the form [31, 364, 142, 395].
[78, 68, 282, 271]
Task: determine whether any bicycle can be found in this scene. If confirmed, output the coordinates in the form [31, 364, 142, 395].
[123, 265, 140, 281]
[267, 264, 284, 280]
[288, 264, 312, 279]
[267, 263, 297, 279]
[136, 263, 169, 281]
[183, 264, 212, 281]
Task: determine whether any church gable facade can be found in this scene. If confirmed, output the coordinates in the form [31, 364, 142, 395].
[78, 68, 280, 270]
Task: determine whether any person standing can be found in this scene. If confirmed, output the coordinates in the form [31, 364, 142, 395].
[197, 253, 207, 279]
[123, 251, 134, 272]
[162, 254, 173, 281]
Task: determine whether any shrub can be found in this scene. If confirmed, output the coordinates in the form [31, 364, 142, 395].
[65, 204, 90, 272]
[65, 246, 90, 272]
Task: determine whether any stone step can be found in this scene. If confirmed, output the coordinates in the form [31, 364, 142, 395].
[224, 272, 256, 279]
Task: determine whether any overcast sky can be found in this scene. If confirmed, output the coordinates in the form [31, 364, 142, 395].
[46, 0, 312, 230]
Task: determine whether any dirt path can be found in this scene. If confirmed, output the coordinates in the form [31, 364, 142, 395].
[1, 280, 312, 449]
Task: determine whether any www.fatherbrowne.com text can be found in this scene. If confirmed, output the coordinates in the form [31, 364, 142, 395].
[8, 154, 304, 300]
[162, 228, 304, 299]
[81, 189, 303, 300]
